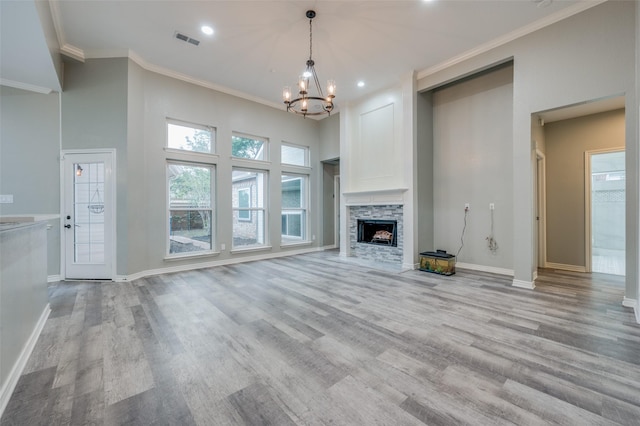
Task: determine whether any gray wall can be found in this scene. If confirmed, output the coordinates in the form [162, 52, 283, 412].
[0, 86, 60, 276]
[318, 113, 340, 162]
[321, 162, 339, 247]
[545, 109, 625, 267]
[418, 1, 638, 299]
[431, 64, 514, 269]
[416, 91, 434, 253]
[58, 57, 324, 277]
[62, 58, 129, 275]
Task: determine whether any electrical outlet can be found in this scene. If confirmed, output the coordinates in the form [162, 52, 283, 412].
[312, 235, 316, 241]
[220, 243, 226, 251]
[0, 194, 13, 203]
[489, 203, 495, 210]
[464, 203, 470, 211]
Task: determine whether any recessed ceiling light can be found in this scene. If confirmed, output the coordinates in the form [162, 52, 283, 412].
[357, 81, 365, 88]
[201, 25, 214, 36]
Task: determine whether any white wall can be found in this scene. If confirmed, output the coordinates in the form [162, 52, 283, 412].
[418, 1, 638, 297]
[344, 85, 406, 193]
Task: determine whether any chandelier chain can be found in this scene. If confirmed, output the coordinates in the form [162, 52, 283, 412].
[308, 17, 313, 62]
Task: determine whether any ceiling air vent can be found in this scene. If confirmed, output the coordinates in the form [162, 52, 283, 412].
[174, 31, 200, 46]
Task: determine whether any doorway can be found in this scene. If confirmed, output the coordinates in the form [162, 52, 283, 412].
[61, 150, 115, 280]
[585, 148, 625, 275]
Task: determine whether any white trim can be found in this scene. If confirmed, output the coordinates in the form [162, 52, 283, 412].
[0, 78, 53, 94]
[47, 275, 62, 283]
[322, 244, 338, 250]
[512, 279, 536, 290]
[622, 297, 636, 308]
[403, 262, 419, 271]
[455, 262, 514, 277]
[115, 246, 324, 282]
[417, 1, 606, 80]
[343, 188, 408, 206]
[536, 150, 547, 269]
[584, 147, 625, 274]
[334, 175, 340, 249]
[532, 270, 538, 281]
[545, 262, 587, 273]
[60, 149, 117, 280]
[0, 304, 51, 418]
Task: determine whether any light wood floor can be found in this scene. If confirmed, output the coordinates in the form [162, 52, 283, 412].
[2, 251, 639, 425]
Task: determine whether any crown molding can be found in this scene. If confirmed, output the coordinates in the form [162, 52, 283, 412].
[417, 0, 607, 80]
[0, 78, 53, 94]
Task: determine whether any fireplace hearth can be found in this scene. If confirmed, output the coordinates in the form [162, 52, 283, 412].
[357, 219, 397, 247]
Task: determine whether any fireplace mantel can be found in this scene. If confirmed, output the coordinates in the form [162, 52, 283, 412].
[343, 188, 408, 206]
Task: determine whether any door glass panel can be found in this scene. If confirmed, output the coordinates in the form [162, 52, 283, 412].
[74, 162, 105, 264]
[591, 151, 625, 275]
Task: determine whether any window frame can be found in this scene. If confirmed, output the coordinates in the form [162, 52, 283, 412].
[280, 173, 309, 245]
[166, 118, 216, 154]
[281, 142, 309, 167]
[231, 167, 269, 251]
[231, 132, 269, 161]
[166, 160, 216, 258]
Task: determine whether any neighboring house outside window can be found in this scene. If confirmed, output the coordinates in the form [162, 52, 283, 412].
[232, 169, 267, 249]
[281, 174, 308, 243]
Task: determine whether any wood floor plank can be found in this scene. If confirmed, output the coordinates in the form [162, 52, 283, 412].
[2, 251, 639, 425]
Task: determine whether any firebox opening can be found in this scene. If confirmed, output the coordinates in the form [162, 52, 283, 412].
[357, 219, 397, 247]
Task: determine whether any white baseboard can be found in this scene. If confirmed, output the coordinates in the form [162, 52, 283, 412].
[455, 262, 514, 277]
[545, 262, 586, 273]
[512, 279, 536, 290]
[625, 298, 640, 324]
[115, 246, 325, 282]
[532, 270, 538, 281]
[47, 275, 62, 283]
[0, 303, 51, 418]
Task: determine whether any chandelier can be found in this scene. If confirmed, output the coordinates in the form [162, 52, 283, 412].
[282, 10, 336, 117]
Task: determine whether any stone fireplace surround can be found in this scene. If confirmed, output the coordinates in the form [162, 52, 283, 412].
[348, 204, 404, 265]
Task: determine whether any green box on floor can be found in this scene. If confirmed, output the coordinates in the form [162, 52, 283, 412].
[419, 251, 456, 276]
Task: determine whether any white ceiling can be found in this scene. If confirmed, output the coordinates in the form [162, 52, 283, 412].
[2, 0, 608, 115]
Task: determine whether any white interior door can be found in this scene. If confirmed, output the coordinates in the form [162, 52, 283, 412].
[62, 151, 115, 280]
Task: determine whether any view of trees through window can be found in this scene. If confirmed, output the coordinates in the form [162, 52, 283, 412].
[168, 164, 213, 254]
[232, 134, 266, 160]
[167, 122, 213, 153]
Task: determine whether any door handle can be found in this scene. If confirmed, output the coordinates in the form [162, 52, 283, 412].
[64, 224, 71, 229]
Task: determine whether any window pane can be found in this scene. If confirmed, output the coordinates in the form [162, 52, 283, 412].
[232, 134, 266, 160]
[281, 143, 308, 166]
[281, 173, 307, 243]
[233, 210, 265, 248]
[168, 164, 214, 255]
[169, 165, 211, 208]
[168, 122, 213, 153]
[232, 170, 265, 208]
[169, 210, 212, 253]
[282, 175, 302, 208]
[232, 168, 267, 248]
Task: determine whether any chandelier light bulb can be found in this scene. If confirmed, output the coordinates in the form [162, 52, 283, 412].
[283, 86, 291, 102]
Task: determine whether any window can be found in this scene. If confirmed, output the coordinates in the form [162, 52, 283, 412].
[168, 163, 214, 255]
[281, 174, 308, 243]
[281, 142, 308, 167]
[232, 133, 267, 161]
[167, 120, 215, 153]
[232, 169, 268, 249]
